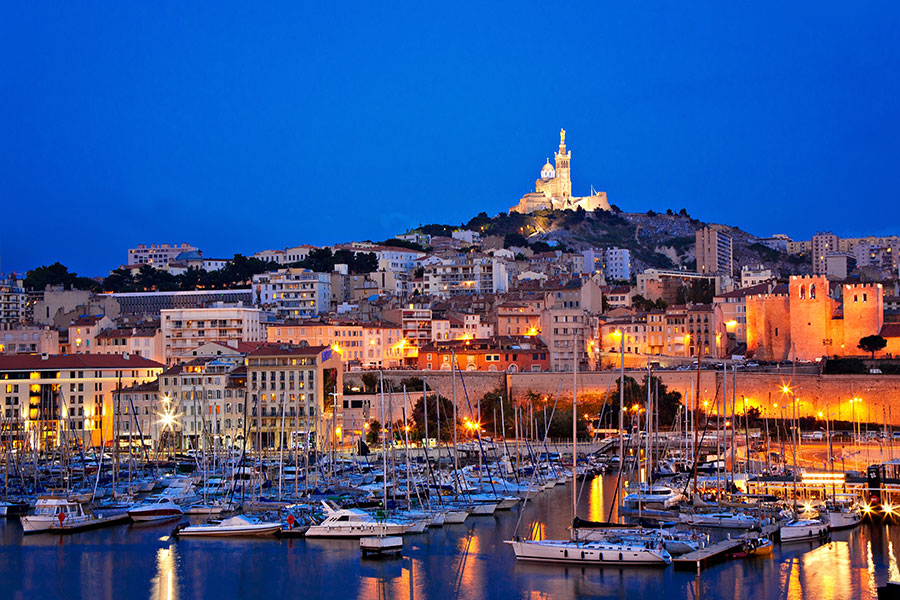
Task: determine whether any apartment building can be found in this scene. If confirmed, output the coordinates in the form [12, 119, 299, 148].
[95, 327, 164, 363]
[812, 231, 840, 275]
[253, 268, 331, 317]
[696, 227, 733, 276]
[0, 277, 26, 324]
[245, 345, 342, 450]
[424, 256, 509, 297]
[127, 243, 199, 266]
[0, 353, 163, 448]
[161, 305, 263, 364]
[0, 326, 59, 355]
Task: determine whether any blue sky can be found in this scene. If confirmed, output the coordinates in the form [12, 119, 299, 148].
[2, 2, 899, 276]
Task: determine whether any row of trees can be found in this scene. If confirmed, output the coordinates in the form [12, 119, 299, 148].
[362, 376, 686, 445]
[24, 249, 383, 294]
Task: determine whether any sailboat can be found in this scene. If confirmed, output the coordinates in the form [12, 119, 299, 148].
[506, 336, 672, 566]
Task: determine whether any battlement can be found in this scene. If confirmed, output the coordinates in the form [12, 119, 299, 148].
[790, 275, 827, 281]
[844, 283, 883, 290]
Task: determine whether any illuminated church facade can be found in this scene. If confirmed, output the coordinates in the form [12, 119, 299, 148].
[509, 129, 611, 214]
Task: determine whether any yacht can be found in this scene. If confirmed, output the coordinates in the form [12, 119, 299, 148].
[21, 498, 93, 533]
[127, 498, 184, 522]
[780, 518, 828, 542]
[822, 496, 862, 530]
[304, 502, 410, 538]
[175, 514, 281, 537]
[506, 538, 672, 566]
[679, 511, 760, 529]
[622, 485, 685, 510]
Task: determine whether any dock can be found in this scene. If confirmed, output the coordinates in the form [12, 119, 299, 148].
[674, 539, 744, 570]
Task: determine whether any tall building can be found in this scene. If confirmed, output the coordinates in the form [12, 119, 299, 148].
[604, 248, 631, 281]
[252, 269, 331, 318]
[0, 277, 26, 324]
[696, 227, 733, 277]
[509, 129, 612, 214]
[811, 231, 840, 275]
[161, 305, 264, 364]
[245, 345, 342, 450]
[424, 256, 509, 297]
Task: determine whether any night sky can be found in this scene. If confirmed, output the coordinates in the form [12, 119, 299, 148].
[2, 3, 899, 276]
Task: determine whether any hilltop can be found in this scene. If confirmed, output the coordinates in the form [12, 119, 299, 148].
[415, 207, 810, 278]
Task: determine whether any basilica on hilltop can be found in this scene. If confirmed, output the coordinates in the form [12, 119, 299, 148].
[509, 129, 611, 214]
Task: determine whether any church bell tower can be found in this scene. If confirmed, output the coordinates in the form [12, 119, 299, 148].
[554, 128, 572, 197]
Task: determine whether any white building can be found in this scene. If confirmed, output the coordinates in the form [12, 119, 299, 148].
[740, 265, 776, 288]
[604, 248, 631, 281]
[252, 269, 331, 317]
[161, 305, 263, 364]
[252, 245, 317, 265]
[127, 243, 199, 266]
[424, 256, 509, 297]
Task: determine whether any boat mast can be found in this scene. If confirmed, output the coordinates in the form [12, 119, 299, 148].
[379, 371, 388, 510]
[572, 331, 578, 526]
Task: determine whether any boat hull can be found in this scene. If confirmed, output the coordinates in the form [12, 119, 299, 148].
[507, 540, 671, 566]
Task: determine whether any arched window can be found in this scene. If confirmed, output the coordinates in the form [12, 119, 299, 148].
[799, 285, 806, 299]
[809, 284, 816, 299]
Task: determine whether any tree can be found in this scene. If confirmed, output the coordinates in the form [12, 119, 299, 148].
[366, 419, 381, 445]
[504, 233, 528, 248]
[411, 394, 456, 442]
[24, 262, 99, 291]
[378, 238, 425, 252]
[858, 335, 887, 358]
[360, 373, 379, 394]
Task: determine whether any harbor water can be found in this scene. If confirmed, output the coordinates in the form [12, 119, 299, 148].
[1, 475, 896, 600]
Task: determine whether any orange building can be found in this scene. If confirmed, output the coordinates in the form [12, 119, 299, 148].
[746, 275, 884, 361]
[417, 336, 549, 373]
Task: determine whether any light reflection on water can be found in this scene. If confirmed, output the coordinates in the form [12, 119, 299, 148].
[0, 476, 897, 599]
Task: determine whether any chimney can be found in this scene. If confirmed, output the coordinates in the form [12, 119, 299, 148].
[123, 352, 130, 360]
[41, 353, 49, 360]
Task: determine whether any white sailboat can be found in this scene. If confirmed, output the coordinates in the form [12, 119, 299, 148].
[506, 336, 672, 567]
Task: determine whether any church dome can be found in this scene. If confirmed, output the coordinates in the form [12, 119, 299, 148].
[540, 159, 555, 180]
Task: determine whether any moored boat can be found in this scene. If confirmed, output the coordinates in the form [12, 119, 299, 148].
[175, 514, 281, 537]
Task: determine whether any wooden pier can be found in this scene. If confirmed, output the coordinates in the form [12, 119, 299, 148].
[673, 539, 744, 570]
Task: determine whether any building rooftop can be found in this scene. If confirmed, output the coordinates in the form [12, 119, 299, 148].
[0, 354, 163, 371]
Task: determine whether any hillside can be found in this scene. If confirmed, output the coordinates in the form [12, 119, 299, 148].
[420, 208, 811, 279]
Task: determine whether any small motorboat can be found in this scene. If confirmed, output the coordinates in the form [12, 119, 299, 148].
[21, 498, 92, 533]
[175, 514, 281, 537]
[128, 498, 184, 522]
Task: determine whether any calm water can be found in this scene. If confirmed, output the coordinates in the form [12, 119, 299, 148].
[2, 476, 899, 600]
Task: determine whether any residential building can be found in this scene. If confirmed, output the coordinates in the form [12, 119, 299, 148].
[696, 227, 733, 277]
[604, 248, 631, 281]
[95, 327, 164, 363]
[424, 256, 509, 297]
[161, 305, 263, 364]
[0, 326, 59, 355]
[245, 345, 342, 450]
[0, 353, 163, 448]
[740, 265, 776, 288]
[128, 243, 199, 266]
[158, 357, 247, 449]
[812, 231, 840, 275]
[68, 315, 115, 354]
[825, 253, 856, 280]
[0, 277, 26, 324]
[417, 336, 549, 372]
[496, 302, 542, 336]
[253, 269, 331, 317]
